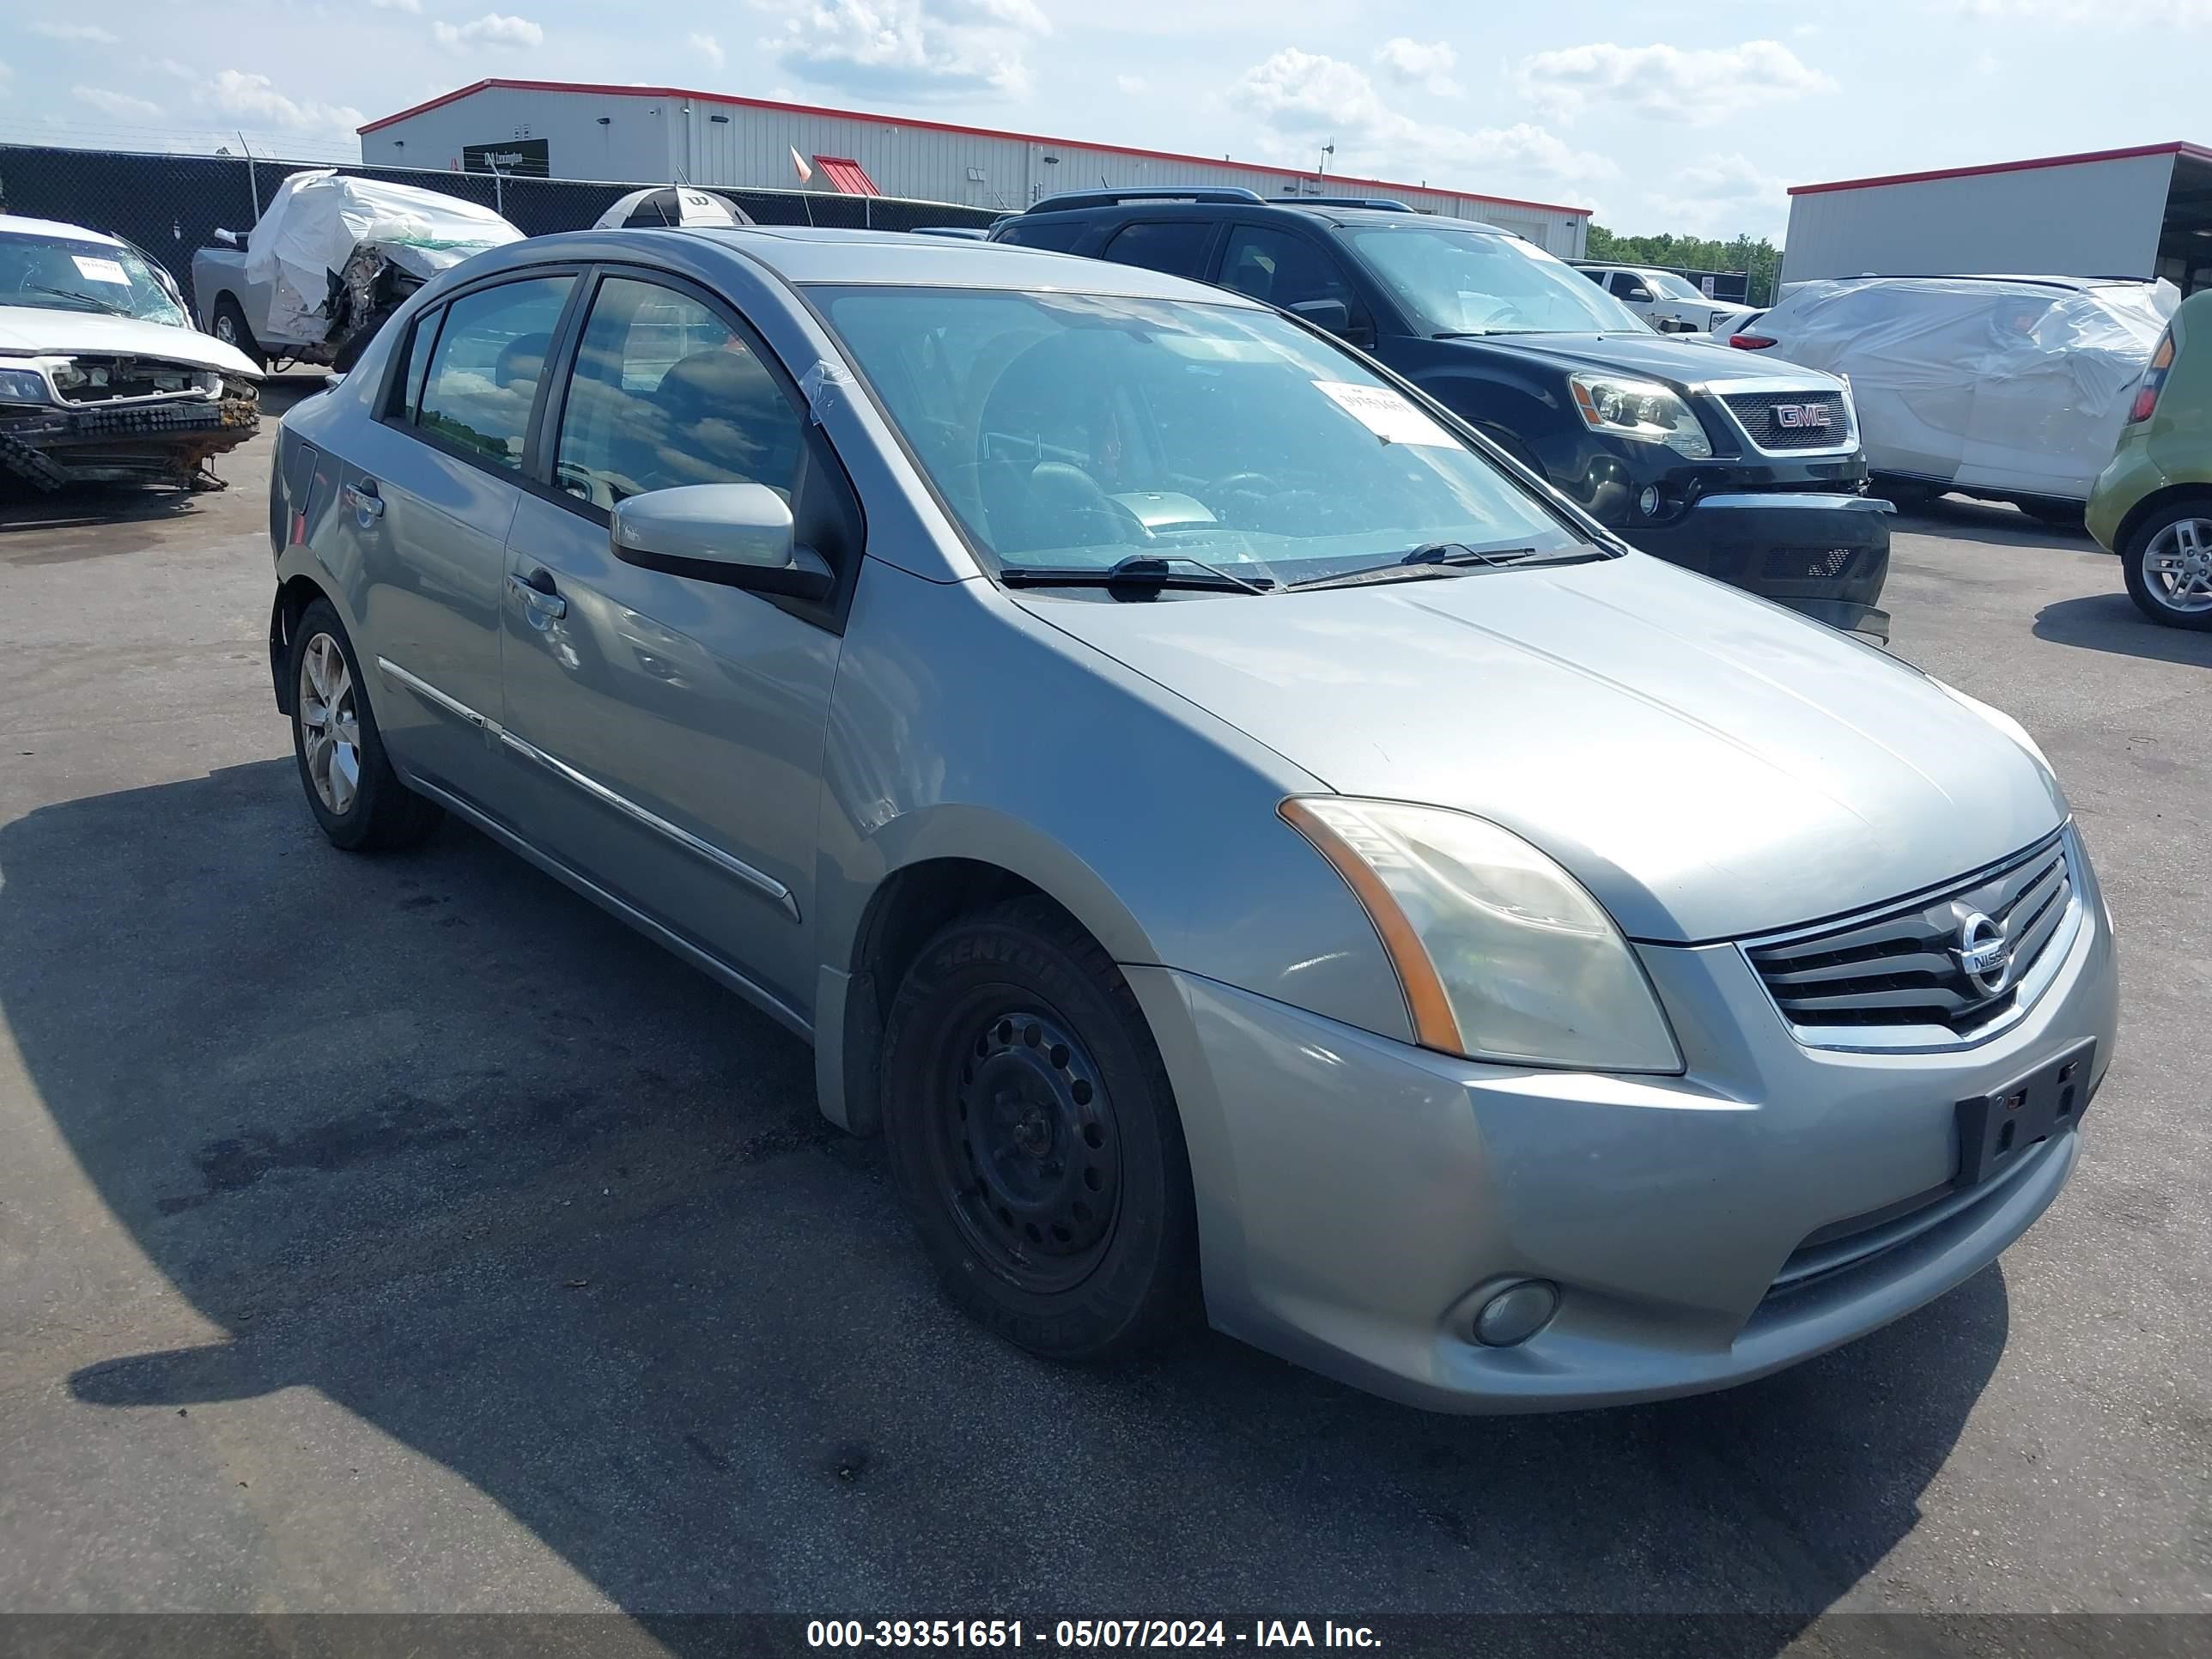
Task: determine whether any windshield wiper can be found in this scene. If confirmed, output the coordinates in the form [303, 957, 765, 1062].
[20, 283, 131, 316]
[998, 553, 1276, 594]
[1282, 542, 1547, 592]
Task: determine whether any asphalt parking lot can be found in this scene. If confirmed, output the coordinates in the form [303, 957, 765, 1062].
[2, 391, 2207, 1645]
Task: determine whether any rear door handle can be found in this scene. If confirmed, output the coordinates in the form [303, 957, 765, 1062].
[509, 568, 568, 623]
[342, 479, 383, 523]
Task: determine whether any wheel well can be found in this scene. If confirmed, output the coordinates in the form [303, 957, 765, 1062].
[838, 858, 1058, 1136]
[269, 574, 329, 714]
[2114, 484, 2212, 556]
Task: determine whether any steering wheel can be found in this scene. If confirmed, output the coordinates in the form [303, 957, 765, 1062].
[1029, 462, 1151, 544]
[1204, 471, 1284, 528]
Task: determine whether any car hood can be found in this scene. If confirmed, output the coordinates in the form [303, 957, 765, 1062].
[1023, 555, 2064, 943]
[1443, 330, 1836, 392]
[0, 306, 263, 380]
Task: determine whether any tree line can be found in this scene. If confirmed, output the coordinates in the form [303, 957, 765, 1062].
[1584, 226, 1784, 307]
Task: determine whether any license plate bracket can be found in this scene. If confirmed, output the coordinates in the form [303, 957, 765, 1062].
[1955, 1038, 2096, 1188]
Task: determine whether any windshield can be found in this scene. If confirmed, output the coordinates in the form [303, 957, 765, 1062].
[816, 286, 1589, 586]
[1349, 226, 1644, 337]
[0, 231, 187, 325]
[1642, 270, 1706, 301]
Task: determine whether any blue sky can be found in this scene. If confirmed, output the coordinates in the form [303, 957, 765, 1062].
[2, 0, 2205, 238]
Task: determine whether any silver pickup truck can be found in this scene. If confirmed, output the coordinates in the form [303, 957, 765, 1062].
[191, 170, 522, 371]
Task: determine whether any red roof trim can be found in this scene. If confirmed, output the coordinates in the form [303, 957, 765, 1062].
[814, 155, 880, 196]
[1789, 141, 2212, 197]
[359, 78, 1595, 218]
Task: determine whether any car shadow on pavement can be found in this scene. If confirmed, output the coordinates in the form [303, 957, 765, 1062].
[1890, 495, 2094, 551]
[2033, 592, 2212, 667]
[2, 760, 2008, 1650]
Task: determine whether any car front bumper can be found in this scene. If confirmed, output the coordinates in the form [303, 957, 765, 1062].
[1626, 491, 1894, 641]
[1127, 833, 2118, 1413]
[0, 392, 258, 489]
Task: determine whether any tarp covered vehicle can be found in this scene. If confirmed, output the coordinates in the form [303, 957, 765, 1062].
[0, 213, 262, 492]
[193, 171, 522, 371]
[1741, 275, 2178, 522]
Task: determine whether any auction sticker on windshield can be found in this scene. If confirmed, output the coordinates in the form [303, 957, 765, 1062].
[70, 255, 131, 285]
[1311, 380, 1457, 447]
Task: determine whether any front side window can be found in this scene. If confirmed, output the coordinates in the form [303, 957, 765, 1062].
[412, 276, 574, 470]
[0, 230, 187, 326]
[818, 286, 1586, 587]
[1102, 221, 1213, 280]
[1219, 227, 1356, 313]
[553, 276, 804, 510]
[1608, 272, 1644, 299]
[1352, 226, 1644, 337]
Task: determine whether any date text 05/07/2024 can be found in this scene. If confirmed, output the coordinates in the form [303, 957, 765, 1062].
[806, 1621, 1382, 1650]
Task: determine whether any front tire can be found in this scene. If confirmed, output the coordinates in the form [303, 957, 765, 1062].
[2121, 497, 2212, 631]
[880, 898, 1200, 1361]
[288, 599, 442, 849]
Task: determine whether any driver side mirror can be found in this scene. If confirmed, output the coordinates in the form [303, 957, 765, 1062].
[1624, 285, 1654, 304]
[1288, 298, 1373, 349]
[212, 228, 243, 249]
[611, 483, 835, 603]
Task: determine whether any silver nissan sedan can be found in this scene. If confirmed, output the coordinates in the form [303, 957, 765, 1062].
[267, 228, 2119, 1412]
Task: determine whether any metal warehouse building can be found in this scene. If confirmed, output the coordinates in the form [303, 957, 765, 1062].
[1782, 141, 2212, 292]
[358, 78, 1593, 257]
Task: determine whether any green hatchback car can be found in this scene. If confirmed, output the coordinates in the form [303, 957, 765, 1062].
[2088, 287, 2212, 629]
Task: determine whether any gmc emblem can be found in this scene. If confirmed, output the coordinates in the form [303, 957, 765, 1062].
[1775, 404, 1832, 428]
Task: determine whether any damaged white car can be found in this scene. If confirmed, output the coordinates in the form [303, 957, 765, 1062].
[0, 214, 262, 493]
[193, 170, 523, 373]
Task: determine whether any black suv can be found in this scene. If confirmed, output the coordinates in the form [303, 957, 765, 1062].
[991, 188, 1891, 638]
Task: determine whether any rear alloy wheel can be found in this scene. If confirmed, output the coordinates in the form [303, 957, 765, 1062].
[2123, 501, 2212, 631]
[881, 898, 1199, 1360]
[288, 599, 443, 849]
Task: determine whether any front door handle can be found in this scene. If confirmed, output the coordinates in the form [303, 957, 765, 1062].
[342, 479, 383, 525]
[509, 568, 568, 623]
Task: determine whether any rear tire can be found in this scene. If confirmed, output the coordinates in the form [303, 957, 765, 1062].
[210, 295, 266, 372]
[880, 897, 1200, 1361]
[2121, 496, 2212, 631]
[287, 599, 443, 850]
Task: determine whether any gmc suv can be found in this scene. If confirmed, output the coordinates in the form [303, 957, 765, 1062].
[993, 188, 1891, 639]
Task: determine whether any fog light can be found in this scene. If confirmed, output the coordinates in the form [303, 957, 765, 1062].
[1638, 486, 1661, 517]
[1473, 1279, 1559, 1347]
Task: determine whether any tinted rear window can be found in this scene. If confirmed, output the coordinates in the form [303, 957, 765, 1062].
[1101, 220, 1213, 280]
[997, 217, 1088, 252]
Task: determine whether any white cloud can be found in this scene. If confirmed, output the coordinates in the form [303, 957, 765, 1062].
[1373, 37, 1459, 98]
[1650, 153, 1790, 235]
[73, 85, 164, 119]
[764, 0, 1051, 101]
[197, 69, 366, 134]
[33, 22, 122, 43]
[432, 13, 545, 51]
[688, 31, 727, 70]
[1516, 40, 1836, 126]
[1234, 47, 1616, 189]
[1115, 73, 1147, 94]
[368, 0, 423, 10]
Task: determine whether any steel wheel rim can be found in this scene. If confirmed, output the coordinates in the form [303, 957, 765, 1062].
[214, 313, 239, 345]
[2144, 518, 2212, 613]
[934, 998, 1121, 1293]
[297, 633, 362, 816]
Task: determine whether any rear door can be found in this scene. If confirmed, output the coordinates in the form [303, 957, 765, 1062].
[495, 268, 855, 1016]
[1097, 218, 1220, 281]
[320, 269, 578, 810]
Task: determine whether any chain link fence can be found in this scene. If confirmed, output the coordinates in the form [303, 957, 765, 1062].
[0, 144, 999, 320]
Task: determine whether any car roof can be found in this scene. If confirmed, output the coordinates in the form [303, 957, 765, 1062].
[1802, 273, 2152, 292]
[1012, 198, 1506, 234]
[518, 224, 1271, 304]
[0, 214, 124, 248]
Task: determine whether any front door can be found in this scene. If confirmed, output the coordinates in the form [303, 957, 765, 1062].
[496, 270, 846, 1018]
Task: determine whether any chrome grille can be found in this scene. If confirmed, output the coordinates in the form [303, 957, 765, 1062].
[1720, 389, 1854, 452]
[1746, 831, 2075, 1048]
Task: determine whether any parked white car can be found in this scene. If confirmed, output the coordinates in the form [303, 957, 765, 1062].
[1735, 275, 2177, 523]
[0, 213, 263, 491]
[1575, 264, 1738, 334]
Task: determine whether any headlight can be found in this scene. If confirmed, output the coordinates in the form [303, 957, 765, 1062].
[1281, 798, 1682, 1073]
[1568, 373, 1712, 458]
[0, 367, 53, 405]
